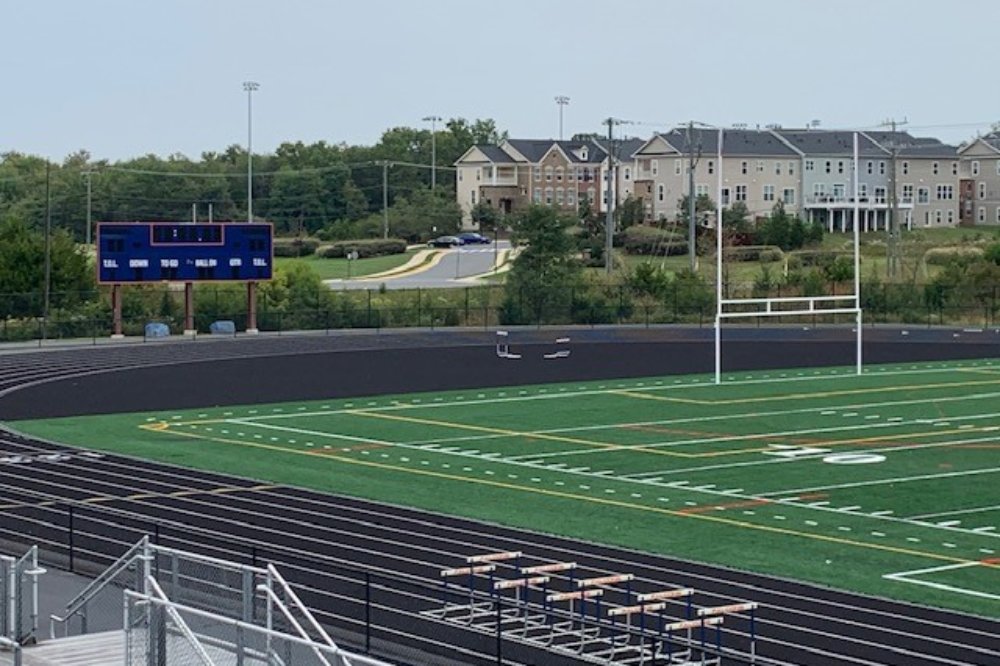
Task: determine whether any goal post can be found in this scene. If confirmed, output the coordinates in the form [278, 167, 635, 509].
[713, 130, 864, 383]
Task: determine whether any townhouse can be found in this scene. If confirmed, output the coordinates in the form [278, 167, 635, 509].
[958, 130, 1000, 226]
[456, 126, 974, 231]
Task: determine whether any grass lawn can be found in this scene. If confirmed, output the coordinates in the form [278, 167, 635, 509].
[10, 357, 1000, 618]
[275, 249, 422, 280]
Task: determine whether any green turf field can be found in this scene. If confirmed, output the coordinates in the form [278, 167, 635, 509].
[11, 359, 1000, 618]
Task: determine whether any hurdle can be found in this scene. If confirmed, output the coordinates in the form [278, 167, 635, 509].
[466, 550, 522, 567]
[520, 561, 578, 603]
[493, 576, 551, 637]
[496, 330, 521, 359]
[437, 563, 497, 624]
[578, 573, 635, 603]
[601, 601, 668, 663]
[543, 336, 571, 359]
[545, 589, 604, 652]
[662, 616, 724, 665]
[697, 602, 759, 662]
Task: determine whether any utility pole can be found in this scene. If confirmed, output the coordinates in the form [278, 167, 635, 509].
[686, 121, 702, 272]
[381, 160, 390, 239]
[880, 118, 908, 280]
[83, 170, 93, 247]
[43, 161, 52, 337]
[422, 115, 442, 189]
[243, 81, 260, 223]
[604, 118, 616, 274]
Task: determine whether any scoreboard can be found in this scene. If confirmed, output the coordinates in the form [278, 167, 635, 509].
[97, 222, 273, 283]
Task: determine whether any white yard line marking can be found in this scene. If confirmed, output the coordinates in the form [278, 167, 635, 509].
[909, 504, 1000, 521]
[884, 562, 1000, 602]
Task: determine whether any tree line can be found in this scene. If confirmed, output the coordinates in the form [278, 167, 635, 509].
[0, 118, 505, 241]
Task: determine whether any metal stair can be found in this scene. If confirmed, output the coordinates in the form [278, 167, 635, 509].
[13, 631, 123, 666]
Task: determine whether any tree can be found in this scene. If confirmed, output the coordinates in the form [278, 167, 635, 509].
[616, 195, 645, 230]
[389, 189, 462, 242]
[503, 205, 582, 323]
[470, 201, 500, 235]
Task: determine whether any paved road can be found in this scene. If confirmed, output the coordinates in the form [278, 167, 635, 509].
[328, 241, 511, 290]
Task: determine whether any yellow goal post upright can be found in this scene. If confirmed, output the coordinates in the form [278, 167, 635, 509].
[713, 130, 863, 384]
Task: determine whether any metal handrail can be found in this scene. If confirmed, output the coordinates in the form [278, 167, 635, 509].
[255, 584, 334, 666]
[266, 563, 339, 650]
[50, 536, 148, 638]
[145, 576, 215, 666]
[0, 635, 22, 666]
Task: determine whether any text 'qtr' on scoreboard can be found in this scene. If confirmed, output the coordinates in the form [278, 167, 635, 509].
[96, 222, 273, 283]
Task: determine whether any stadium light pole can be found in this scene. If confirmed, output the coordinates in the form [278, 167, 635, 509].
[422, 115, 442, 190]
[555, 96, 570, 140]
[243, 81, 260, 222]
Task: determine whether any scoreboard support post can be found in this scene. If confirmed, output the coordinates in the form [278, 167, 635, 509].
[247, 281, 259, 334]
[111, 284, 124, 338]
[183, 283, 196, 336]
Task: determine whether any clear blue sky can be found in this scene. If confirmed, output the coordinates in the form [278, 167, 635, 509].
[5, 0, 998, 161]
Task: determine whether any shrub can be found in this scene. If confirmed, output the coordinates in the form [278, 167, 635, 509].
[923, 246, 984, 266]
[621, 226, 686, 255]
[723, 245, 783, 263]
[790, 250, 846, 268]
[273, 237, 321, 257]
[317, 238, 407, 259]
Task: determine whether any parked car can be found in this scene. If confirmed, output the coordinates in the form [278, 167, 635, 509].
[428, 235, 463, 248]
[457, 232, 491, 245]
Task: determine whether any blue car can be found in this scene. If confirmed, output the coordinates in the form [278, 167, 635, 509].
[458, 232, 491, 245]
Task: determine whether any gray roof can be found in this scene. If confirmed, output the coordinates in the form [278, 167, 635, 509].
[896, 143, 959, 158]
[592, 137, 646, 160]
[504, 139, 555, 163]
[555, 139, 608, 163]
[982, 132, 1000, 151]
[654, 127, 797, 157]
[475, 145, 516, 163]
[776, 130, 887, 157]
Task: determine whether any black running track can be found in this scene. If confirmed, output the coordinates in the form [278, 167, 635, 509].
[1, 327, 999, 666]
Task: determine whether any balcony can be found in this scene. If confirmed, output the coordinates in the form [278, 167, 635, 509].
[804, 195, 914, 209]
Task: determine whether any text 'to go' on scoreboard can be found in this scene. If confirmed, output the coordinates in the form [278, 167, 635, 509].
[97, 222, 273, 283]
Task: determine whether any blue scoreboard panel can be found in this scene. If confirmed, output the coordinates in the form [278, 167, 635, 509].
[97, 222, 273, 283]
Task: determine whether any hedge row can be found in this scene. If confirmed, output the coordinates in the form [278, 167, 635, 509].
[923, 246, 984, 266]
[723, 245, 784, 263]
[273, 238, 322, 257]
[621, 226, 687, 256]
[317, 238, 407, 259]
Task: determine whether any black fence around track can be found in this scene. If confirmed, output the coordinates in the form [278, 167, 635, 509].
[1, 501, 766, 666]
[5, 281, 1000, 343]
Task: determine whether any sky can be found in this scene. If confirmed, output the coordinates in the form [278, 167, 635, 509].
[5, 0, 1000, 162]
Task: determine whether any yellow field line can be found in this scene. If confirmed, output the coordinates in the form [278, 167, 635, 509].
[142, 426, 988, 568]
[614, 376, 1000, 406]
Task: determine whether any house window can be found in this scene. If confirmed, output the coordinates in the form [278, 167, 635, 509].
[587, 188, 596, 203]
[832, 183, 845, 199]
[544, 187, 553, 204]
[947, 209, 954, 224]
[533, 188, 542, 203]
[624, 167, 631, 181]
[805, 160, 814, 172]
[936, 184, 954, 200]
[935, 210, 942, 224]
[972, 160, 981, 176]
[951, 162, 958, 176]
[878, 161, 886, 175]
[825, 161, 832, 174]
[651, 160, 659, 176]
[696, 184, 709, 197]
[757, 160, 765, 173]
[979, 182, 986, 199]
[657, 184, 665, 202]
[545, 166, 553, 182]
[583, 167, 592, 182]
[555, 167, 563, 182]
[735, 185, 747, 202]
[567, 189, 576, 206]
[902, 184, 914, 202]
[721, 188, 731, 205]
[534, 167, 541, 182]
[707, 160, 715, 175]
[866, 161, 873, 175]
[674, 159, 682, 175]
[471, 190, 476, 204]
[775, 162, 782, 175]
[763, 184, 775, 202]
[476, 169, 481, 181]
[556, 188, 564, 205]
[458, 171, 464, 182]
[859, 182, 868, 198]
[932, 162, 939, 175]
[837, 161, 845, 174]
[741, 161, 748, 175]
[979, 206, 986, 223]
[997, 207, 1000, 223]
[782, 188, 796, 205]
[813, 183, 826, 198]
[996, 160, 1000, 176]
[918, 187, 930, 204]
[902, 161, 909, 175]
[874, 186, 886, 203]
[788, 161, 796, 175]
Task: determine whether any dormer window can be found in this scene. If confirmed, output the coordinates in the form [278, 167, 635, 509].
[580, 147, 588, 161]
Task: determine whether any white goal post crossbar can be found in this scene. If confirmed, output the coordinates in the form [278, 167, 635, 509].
[713, 129, 863, 383]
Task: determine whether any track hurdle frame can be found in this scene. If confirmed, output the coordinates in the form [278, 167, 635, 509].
[438, 563, 497, 624]
[495, 330, 521, 359]
[697, 601, 759, 661]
